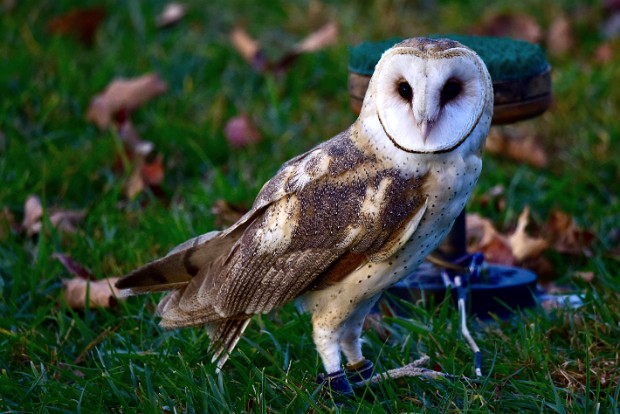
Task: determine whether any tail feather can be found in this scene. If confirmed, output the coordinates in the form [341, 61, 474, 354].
[115, 231, 226, 294]
[208, 317, 252, 372]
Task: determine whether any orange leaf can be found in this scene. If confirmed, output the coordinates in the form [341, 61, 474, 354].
[62, 277, 124, 309]
[86, 73, 168, 129]
[47, 7, 106, 47]
[545, 210, 595, 256]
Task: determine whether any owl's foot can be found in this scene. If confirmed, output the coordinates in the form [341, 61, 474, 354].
[317, 370, 354, 395]
[346, 359, 374, 385]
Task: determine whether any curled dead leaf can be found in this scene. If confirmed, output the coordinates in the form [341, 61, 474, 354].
[486, 127, 548, 168]
[62, 277, 124, 309]
[86, 73, 168, 129]
[293, 21, 338, 53]
[545, 210, 595, 256]
[546, 15, 575, 57]
[508, 206, 549, 262]
[230, 22, 338, 73]
[477, 184, 506, 212]
[467, 207, 549, 267]
[224, 114, 261, 148]
[156, 2, 186, 28]
[21, 195, 85, 236]
[21, 195, 43, 235]
[47, 6, 106, 47]
[476, 12, 543, 44]
[230, 26, 267, 71]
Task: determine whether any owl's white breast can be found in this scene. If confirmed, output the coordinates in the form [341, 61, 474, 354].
[301, 116, 486, 319]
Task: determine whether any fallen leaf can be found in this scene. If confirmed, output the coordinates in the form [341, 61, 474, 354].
[466, 213, 516, 266]
[156, 2, 186, 28]
[546, 15, 574, 57]
[476, 12, 543, 44]
[467, 207, 549, 267]
[486, 127, 548, 168]
[86, 73, 168, 129]
[230, 22, 338, 73]
[212, 199, 248, 227]
[141, 153, 165, 186]
[477, 184, 506, 212]
[230, 26, 268, 72]
[224, 114, 261, 148]
[116, 120, 165, 200]
[594, 42, 615, 63]
[53, 253, 94, 280]
[545, 210, 595, 256]
[21, 195, 86, 236]
[63, 277, 124, 309]
[293, 21, 338, 53]
[47, 7, 106, 47]
[508, 206, 549, 262]
[21, 195, 43, 236]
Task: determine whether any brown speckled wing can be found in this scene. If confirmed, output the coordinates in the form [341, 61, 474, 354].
[187, 132, 429, 318]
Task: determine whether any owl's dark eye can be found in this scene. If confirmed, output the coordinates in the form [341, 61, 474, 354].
[397, 82, 413, 101]
[440, 79, 462, 106]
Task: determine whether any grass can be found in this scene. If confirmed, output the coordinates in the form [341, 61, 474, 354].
[1, 0, 619, 412]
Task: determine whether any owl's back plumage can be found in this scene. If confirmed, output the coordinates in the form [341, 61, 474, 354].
[117, 37, 493, 383]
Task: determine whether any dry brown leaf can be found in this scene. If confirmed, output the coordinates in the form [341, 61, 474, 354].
[477, 184, 506, 212]
[508, 206, 549, 262]
[594, 42, 615, 63]
[86, 73, 168, 129]
[21, 195, 86, 235]
[21, 195, 43, 235]
[224, 114, 261, 148]
[466, 213, 515, 265]
[546, 15, 574, 57]
[294, 21, 338, 53]
[545, 210, 595, 256]
[156, 2, 186, 28]
[47, 7, 106, 47]
[230, 26, 266, 71]
[63, 277, 124, 309]
[467, 208, 549, 267]
[486, 127, 548, 168]
[476, 12, 543, 44]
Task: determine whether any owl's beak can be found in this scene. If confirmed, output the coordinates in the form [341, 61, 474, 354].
[418, 119, 434, 144]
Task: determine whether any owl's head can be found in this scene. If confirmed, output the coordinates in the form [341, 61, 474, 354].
[364, 37, 493, 154]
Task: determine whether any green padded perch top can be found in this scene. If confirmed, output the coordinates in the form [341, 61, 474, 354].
[348, 34, 552, 124]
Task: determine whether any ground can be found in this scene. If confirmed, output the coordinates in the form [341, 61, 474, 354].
[1, 0, 619, 412]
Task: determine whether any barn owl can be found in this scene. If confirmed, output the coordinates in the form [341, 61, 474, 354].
[116, 37, 493, 394]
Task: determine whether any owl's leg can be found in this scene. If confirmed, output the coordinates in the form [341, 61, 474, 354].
[340, 294, 380, 384]
[311, 307, 359, 395]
